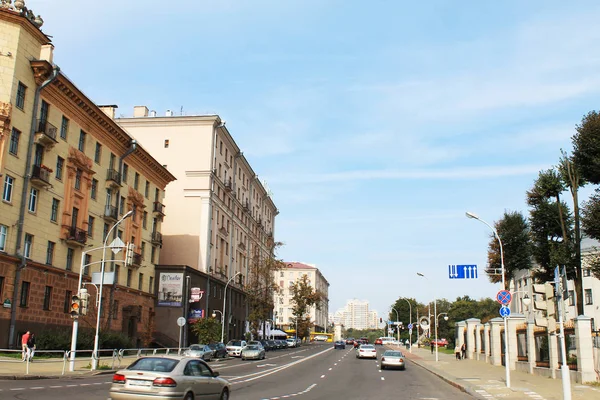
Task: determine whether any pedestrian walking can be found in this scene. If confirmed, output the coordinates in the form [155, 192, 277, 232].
[430, 341, 434, 354]
[461, 342, 466, 360]
[454, 344, 461, 360]
[21, 331, 31, 361]
[27, 333, 36, 361]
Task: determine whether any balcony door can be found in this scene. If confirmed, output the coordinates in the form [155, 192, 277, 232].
[34, 144, 44, 167]
[71, 207, 79, 228]
[40, 100, 49, 126]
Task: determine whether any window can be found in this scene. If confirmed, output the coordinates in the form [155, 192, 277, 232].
[122, 163, 128, 183]
[46, 241, 55, 265]
[134, 173, 140, 190]
[103, 223, 109, 241]
[0, 276, 4, 299]
[16, 81, 26, 109]
[9, 128, 20, 155]
[149, 276, 154, 294]
[91, 178, 98, 200]
[43, 286, 52, 310]
[66, 248, 74, 271]
[154, 188, 160, 201]
[138, 273, 144, 290]
[164, 139, 169, 148]
[119, 196, 125, 215]
[142, 211, 148, 229]
[127, 269, 132, 287]
[75, 168, 82, 190]
[0, 224, 6, 251]
[20, 281, 30, 307]
[145, 181, 150, 198]
[141, 241, 146, 259]
[87, 216, 95, 237]
[114, 265, 120, 285]
[3, 175, 14, 202]
[64, 290, 72, 313]
[568, 290, 575, 306]
[24, 234, 33, 259]
[60, 116, 69, 139]
[151, 246, 156, 264]
[585, 289, 593, 305]
[28, 188, 38, 213]
[78, 130, 86, 152]
[584, 269, 592, 277]
[94, 142, 102, 163]
[50, 198, 59, 222]
[56, 156, 64, 180]
[84, 254, 91, 276]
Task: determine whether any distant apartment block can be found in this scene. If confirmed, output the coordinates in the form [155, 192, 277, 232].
[335, 299, 379, 330]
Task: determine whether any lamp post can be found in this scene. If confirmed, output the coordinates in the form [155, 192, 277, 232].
[401, 298, 413, 352]
[92, 210, 133, 370]
[221, 271, 241, 343]
[436, 312, 449, 361]
[391, 307, 400, 346]
[466, 211, 511, 388]
[417, 273, 439, 361]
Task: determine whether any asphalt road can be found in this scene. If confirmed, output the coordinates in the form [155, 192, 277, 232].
[0, 344, 471, 399]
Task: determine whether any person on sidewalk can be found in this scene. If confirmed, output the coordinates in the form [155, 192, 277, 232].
[21, 331, 31, 361]
[454, 344, 461, 360]
[430, 341, 434, 354]
[27, 333, 36, 361]
[461, 342, 466, 360]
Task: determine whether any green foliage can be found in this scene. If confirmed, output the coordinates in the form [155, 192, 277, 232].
[34, 328, 133, 352]
[289, 274, 324, 340]
[572, 110, 600, 184]
[191, 317, 221, 344]
[582, 188, 600, 242]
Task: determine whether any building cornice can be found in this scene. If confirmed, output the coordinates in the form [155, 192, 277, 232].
[0, 7, 50, 45]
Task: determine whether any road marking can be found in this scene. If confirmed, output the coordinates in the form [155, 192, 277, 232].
[30, 387, 44, 390]
[334, 363, 337, 365]
[261, 383, 317, 400]
[66, 384, 78, 387]
[320, 374, 325, 378]
[328, 367, 332, 370]
[10, 388, 25, 391]
[49, 386, 63, 388]
[257, 363, 277, 367]
[381, 377, 385, 381]
[79, 383, 92, 386]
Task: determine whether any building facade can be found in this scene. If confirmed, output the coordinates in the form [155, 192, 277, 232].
[274, 262, 330, 333]
[334, 299, 378, 330]
[0, 3, 175, 348]
[115, 108, 278, 344]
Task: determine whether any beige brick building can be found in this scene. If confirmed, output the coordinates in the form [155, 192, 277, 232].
[0, 3, 175, 348]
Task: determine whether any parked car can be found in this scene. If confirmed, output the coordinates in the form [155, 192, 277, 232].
[109, 356, 230, 400]
[334, 340, 346, 350]
[431, 338, 449, 347]
[183, 344, 214, 361]
[208, 342, 228, 359]
[313, 335, 328, 342]
[380, 349, 406, 370]
[246, 340, 264, 349]
[241, 344, 266, 360]
[356, 344, 377, 359]
[225, 340, 247, 357]
[286, 338, 298, 348]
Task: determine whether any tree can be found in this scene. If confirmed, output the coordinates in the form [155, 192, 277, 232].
[289, 273, 323, 341]
[191, 317, 221, 344]
[485, 211, 532, 285]
[572, 110, 600, 184]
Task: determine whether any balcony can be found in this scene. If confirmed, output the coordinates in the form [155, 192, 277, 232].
[153, 201, 165, 217]
[30, 165, 52, 187]
[151, 231, 163, 246]
[243, 200, 250, 212]
[104, 205, 118, 221]
[64, 226, 87, 246]
[224, 178, 233, 192]
[131, 252, 143, 267]
[106, 168, 121, 189]
[34, 119, 58, 148]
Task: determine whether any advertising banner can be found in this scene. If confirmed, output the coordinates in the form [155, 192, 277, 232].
[157, 272, 184, 306]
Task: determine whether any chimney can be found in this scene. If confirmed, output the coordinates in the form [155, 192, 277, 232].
[39, 44, 54, 64]
[98, 105, 118, 119]
[133, 106, 149, 118]
[165, 110, 174, 117]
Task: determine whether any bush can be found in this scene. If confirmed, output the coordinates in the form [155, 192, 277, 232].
[35, 328, 133, 353]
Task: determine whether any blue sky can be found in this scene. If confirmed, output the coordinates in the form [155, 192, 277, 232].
[34, 0, 600, 317]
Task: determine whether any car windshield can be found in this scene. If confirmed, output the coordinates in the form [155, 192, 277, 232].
[360, 345, 375, 349]
[384, 351, 402, 357]
[228, 341, 243, 346]
[127, 358, 178, 372]
[246, 345, 260, 350]
[189, 345, 205, 350]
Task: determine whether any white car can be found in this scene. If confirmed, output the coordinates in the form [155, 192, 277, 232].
[356, 344, 377, 359]
[225, 340, 247, 357]
[314, 335, 328, 342]
[286, 338, 299, 348]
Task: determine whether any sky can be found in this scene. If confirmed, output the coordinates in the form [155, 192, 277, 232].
[29, 0, 600, 317]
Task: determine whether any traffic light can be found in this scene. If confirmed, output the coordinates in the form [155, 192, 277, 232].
[79, 288, 89, 316]
[70, 295, 81, 316]
[532, 283, 556, 330]
[380, 318, 383, 323]
[125, 243, 135, 266]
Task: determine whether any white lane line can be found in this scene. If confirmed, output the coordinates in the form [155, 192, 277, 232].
[80, 383, 92, 386]
[10, 388, 26, 391]
[66, 384, 78, 387]
[49, 386, 63, 388]
[334, 363, 337, 366]
[30, 387, 45, 390]
[92, 382, 104, 385]
[381, 377, 385, 381]
[320, 374, 325, 378]
[328, 367, 332, 371]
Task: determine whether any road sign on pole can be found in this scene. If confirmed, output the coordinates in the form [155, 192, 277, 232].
[407, 323, 413, 330]
[499, 306, 511, 318]
[448, 265, 478, 279]
[496, 290, 512, 305]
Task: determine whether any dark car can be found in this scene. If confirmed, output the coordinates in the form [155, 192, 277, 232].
[334, 340, 346, 349]
[208, 342, 228, 359]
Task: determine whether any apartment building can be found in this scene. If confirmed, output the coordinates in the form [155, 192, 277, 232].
[0, 3, 175, 348]
[334, 299, 379, 330]
[274, 262, 330, 333]
[115, 108, 278, 343]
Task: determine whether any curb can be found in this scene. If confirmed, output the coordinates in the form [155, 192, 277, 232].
[0, 369, 117, 380]
[407, 357, 485, 399]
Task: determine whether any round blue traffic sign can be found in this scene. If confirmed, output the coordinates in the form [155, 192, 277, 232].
[499, 305, 511, 318]
[407, 323, 413, 330]
[496, 290, 512, 305]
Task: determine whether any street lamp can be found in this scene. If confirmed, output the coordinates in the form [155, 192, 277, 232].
[436, 312, 449, 361]
[221, 271, 241, 343]
[391, 307, 400, 346]
[417, 272, 440, 361]
[401, 298, 413, 352]
[466, 211, 511, 388]
[92, 210, 133, 370]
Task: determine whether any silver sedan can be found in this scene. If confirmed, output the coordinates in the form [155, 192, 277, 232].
[109, 356, 230, 400]
[241, 344, 266, 360]
[356, 344, 377, 359]
[380, 350, 406, 370]
[183, 344, 214, 361]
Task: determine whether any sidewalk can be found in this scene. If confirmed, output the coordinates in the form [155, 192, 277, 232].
[0, 357, 121, 380]
[402, 346, 600, 400]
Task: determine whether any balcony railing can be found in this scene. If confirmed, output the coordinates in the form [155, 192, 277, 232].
[106, 168, 121, 186]
[31, 165, 51, 186]
[153, 201, 165, 216]
[243, 200, 250, 212]
[65, 226, 87, 245]
[131, 252, 143, 267]
[104, 205, 118, 220]
[34, 119, 58, 146]
[224, 178, 233, 191]
[151, 231, 163, 246]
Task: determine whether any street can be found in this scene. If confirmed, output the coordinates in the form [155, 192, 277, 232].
[0, 344, 470, 399]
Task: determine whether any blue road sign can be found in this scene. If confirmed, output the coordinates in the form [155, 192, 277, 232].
[499, 305, 511, 318]
[407, 323, 413, 330]
[496, 290, 512, 305]
[448, 265, 478, 279]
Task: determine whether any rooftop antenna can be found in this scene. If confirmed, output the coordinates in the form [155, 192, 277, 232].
[180, 106, 183, 116]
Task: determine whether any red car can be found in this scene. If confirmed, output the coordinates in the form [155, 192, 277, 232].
[374, 338, 383, 345]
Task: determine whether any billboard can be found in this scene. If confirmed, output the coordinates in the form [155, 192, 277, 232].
[157, 272, 184, 306]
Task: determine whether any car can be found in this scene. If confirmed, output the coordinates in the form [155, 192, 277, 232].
[109, 356, 230, 400]
[431, 338, 449, 347]
[313, 335, 328, 342]
[241, 344, 266, 360]
[183, 344, 214, 361]
[380, 349, 406, 370]
[208, 343, 228, 359]
[247, 340, 264, 349]
[356, 344, 377, 359]
[225, 340, 247, 357]
[286, 338, 298, 348]
[345, 338, 355, 345]
[374, 338, 383, 345]
[334, 340, 346, 349]
[360, 337, 369, 344]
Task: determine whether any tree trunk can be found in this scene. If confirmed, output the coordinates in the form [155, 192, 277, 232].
[571, 176, 584, 315]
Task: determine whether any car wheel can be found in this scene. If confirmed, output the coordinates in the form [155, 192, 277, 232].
[220, 388, 229, 400]
[381, 365, 385, 370]
[184, 393, 194, 400]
